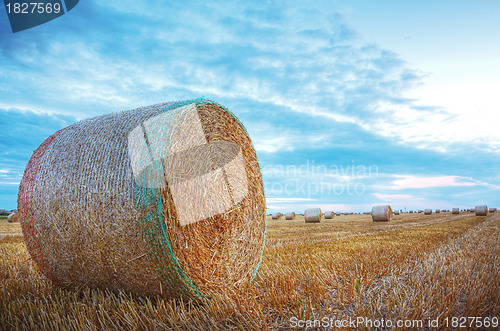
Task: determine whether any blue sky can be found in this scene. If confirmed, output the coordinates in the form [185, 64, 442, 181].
[1, 0, 499, 213]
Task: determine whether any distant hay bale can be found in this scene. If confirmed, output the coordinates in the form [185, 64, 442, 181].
[435, 209, 440, 213]
[323, 210, 335, 219]
[418, 210, 423, 213]
[488, 207, 496, 213]
[475, 205, 488, 216]
[424, 209, 432, 215]
[452, 208, 460, 214]
[272, 212, 283, 220]
[285, 212, 296, 220]
[17, 99, 266, 300]
[304, 208, 322, 223]
[371, 205, 392, 222]
[393, 211, 400, 215]
[409, 210, 413, 213]
[335, 212, 341, 216]
[7, 213, 19, 223]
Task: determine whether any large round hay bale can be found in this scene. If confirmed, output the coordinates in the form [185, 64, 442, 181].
[371, 205, 392, 222]
[272, 212, 283, 220]
[475, 205, 488, 216]
[304, 208, 322, 223]
[7, 213, 19, 223]
[17, 99, 266, 300]
[452, 208, 460, 214]
[424, 209, 432, 215]
[284, 212, 295, 220]
[323, 210, 334, 219]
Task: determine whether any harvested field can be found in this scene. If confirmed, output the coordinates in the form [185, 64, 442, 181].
[1, 212, 499, 330]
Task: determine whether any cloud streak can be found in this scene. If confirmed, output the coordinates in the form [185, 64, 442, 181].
[389, 175, 479, 190]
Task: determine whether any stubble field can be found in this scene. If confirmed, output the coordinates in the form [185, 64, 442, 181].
[1, 212, 499, 330]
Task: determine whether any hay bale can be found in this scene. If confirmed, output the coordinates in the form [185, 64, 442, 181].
[393, 211, 400, 215]
[475, 205, 488, 216]
[424, 209, 432, 215]
[371, 205, 392, 222]
[7, 213, 19, 223]
[304, 208, 322, 223]
[488, 207, 496, 213]
[452, 208, 460, 214]
[323, 210, 335, 219]
[435, 209, 440, 213]
[335, 212, 341, 216]
[284, 212, 296, 220]
[409, 210, 413, 213]
[17, 99, 266, 300]
[272, 212, 283, 220]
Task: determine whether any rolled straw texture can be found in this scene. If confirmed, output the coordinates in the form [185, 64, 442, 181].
[7, 213, 19, 223]
[452, 208, 460, 214]
[424, 209, 432, 215]
[323, 210, 334, 219]
[17, 99, 266, 300]
[284, 212, 295, 220]
[304, 208, 322, 223]
[371, 205, 392, 222]
[475, 205, 488, 216]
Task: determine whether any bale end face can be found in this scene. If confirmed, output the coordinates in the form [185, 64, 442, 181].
[424, 209, 432, 215]
[452, 208, 460, 214]
[284, 212, 296, 220]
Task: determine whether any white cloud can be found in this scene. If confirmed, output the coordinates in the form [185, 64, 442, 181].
[249, 123, 333, 153]
[373, 193, 417, 201]
[266, 198, 316, 203]
[389, 175, 479, 190]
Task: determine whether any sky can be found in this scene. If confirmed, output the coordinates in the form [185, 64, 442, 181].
[1, 0, 499, 213]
